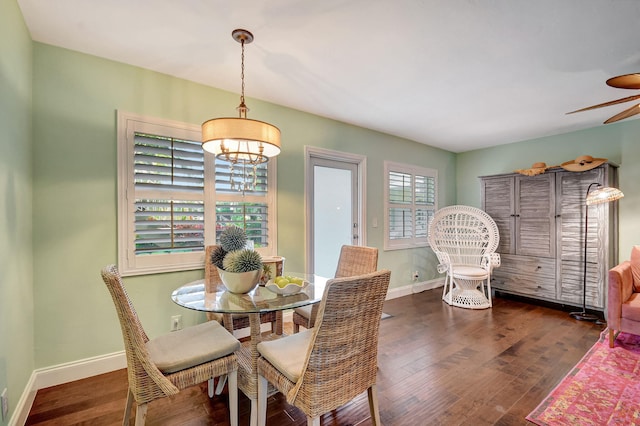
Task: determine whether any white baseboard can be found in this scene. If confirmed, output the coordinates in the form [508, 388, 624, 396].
[386, 277, 444, 300]
[33, 351, 127, 390]
[10, 372, 36, 426]
[13, 283, 441, 424]
[13, 351, 126, 425]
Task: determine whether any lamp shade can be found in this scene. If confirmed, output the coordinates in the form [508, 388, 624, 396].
[202, 117, 281, 163]
[585, 186, 624, 205]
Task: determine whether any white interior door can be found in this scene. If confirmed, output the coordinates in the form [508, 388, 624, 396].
[305, 148, 366, 276]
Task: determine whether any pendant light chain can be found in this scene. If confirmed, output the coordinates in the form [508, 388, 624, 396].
[239, 37, 247, 117]
[236, 35, 249, 194]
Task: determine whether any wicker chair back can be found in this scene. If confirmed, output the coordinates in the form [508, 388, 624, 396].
[428, 205, 499, 267]
[334, 245, 379, 278]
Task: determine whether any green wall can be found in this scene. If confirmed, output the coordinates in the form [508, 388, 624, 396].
[0, 0, 34, 422]
[31, 42, 456, 368]
[456, 121, 640, 260]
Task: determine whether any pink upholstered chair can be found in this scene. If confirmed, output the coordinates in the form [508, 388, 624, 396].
[607, 245, 640, 347]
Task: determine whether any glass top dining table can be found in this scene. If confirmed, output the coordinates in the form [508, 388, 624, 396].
[171, 273, 329, 426]
[171, 273, 328, 315]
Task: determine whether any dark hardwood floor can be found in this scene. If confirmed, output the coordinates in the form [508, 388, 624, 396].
[26, 288, 604, 425]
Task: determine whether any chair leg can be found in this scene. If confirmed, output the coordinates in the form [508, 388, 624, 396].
[250, 397, 258, 426]
[441, 274, 449, 300]
[215, 374, 227, 395]
[307, 417, 320, 426]
[134, 403, 147, 426]
[444, 275, 455, 305]
[208, 378, 214, 398]
[442, 274, 454, 305]
[228, 370, 238, 426]
[275, 311, 284, 335]
[258, 374, 268, 426]
[609, 328, 615, 348]
[367, 384, 382, 426]
[308, 304, 320, 328]
[293, 322, 300, 333]
[123, 389, 134, 425]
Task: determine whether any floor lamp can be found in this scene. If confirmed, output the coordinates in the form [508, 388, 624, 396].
[570, 182, 624, 321]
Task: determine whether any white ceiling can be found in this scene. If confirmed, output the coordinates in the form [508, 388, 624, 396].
[17, 0, 640, 153]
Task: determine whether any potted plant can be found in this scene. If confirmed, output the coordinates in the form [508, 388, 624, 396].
[214, 226, 263, 294]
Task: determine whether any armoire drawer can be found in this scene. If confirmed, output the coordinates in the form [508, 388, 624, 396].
[491, 254, 556, 299]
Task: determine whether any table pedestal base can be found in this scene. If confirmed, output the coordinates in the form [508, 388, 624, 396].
[237, 313, 283, 426]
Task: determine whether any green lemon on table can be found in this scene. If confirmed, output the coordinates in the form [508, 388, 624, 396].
[275, 277, 290, 288]
[274, 275, 305, 289]
[290, 277, 304, 286]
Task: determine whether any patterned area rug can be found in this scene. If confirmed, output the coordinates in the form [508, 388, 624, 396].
[527, 330, 640, 425]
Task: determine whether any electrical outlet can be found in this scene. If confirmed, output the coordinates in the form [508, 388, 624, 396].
[1, 388, 8, 421]
[171, 315, 183, 331]
[413, 271, 419, 281]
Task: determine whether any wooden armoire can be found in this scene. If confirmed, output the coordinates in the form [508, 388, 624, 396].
[480, 163, 619, 310]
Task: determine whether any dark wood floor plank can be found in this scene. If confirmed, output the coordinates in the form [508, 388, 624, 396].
[26, 289, 604, 425]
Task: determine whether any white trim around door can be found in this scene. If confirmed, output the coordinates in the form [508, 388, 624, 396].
[304, 146, 367, 274]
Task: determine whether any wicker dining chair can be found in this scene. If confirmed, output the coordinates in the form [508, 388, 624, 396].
[205, 245, 279, 333]
[100, 265, 240, 426]
[257, 269, 391, 426]
[292, 245, 378, 333]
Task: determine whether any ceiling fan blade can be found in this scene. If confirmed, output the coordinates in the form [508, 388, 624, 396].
[607, 73, 640, 89]
[604, 103, 640, 124]
[566, 94, 640, 114]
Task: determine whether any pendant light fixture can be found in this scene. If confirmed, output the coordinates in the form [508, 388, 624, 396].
[202, 29, 280, 191]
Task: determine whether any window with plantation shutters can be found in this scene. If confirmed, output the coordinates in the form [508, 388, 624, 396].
[384, 161, 437, 250]
[214, 157, 272, 249]
[117, 111, 277, 276]
[133, 134, 205, 255]
[117, 112, 208, 275]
